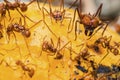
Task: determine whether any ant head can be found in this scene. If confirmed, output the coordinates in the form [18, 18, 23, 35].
[16, 60, 22, 65]
[12, 1, 20, 8]
[20, 2, 27, 12]
[22, 29, 31, 38]
[52, 10, 63, 21]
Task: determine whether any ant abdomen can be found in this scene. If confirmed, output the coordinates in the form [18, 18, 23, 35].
[21, 29, 31, 38]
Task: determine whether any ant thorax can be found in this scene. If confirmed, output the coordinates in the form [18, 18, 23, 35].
[13, 23, 24, 32]
[42, 41, 57, 53]
[81, 14, 99, 28]
[52, 10, 63, 21]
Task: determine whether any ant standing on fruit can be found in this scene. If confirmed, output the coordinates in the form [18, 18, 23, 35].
[41, 36, 70, 59]
[68, 47, 95, 74]
[15, 60, 35, 78]
[3, 0, 35, 22]
[93, 36, 120, 64]
[68, 0, 109, 40]
[41, 36, 70, 79]
[37, 0, 78, 31]
[6, 17, 46, 58]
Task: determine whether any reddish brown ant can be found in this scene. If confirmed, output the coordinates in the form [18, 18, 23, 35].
[3, 0, 35, 22]
[41, 36, 70, 59]
[70, 48, 94, 65]
[38, 0, 78, 31]
[93, 36, 120, 64]
[6, 16, 57, 59]
[68, 0, 109, 40]
[15, 60, 35, 78]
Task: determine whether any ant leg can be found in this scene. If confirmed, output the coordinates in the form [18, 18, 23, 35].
[68, 8, 79, 33]
[42, 7, 51, 21]
[58, 41, 71, 52]
[28, 19, 43, 30]
[98, 49, 109, 64]
[50, 38, 54, 47]
[74, 20, 81, 41]
[46, 48, 51, 80]
[60, 0, 64, 11]
[43, 20, 57, 38]
[102, 22, 109, 36]
[23, 36, 33, 60]
[62, 17, 72, 32]
[7, 9, 11, 20]
[42, 0, 47, 7]
[48, 0, 53, 23]
[67, 0, 78, 10]
[56, 37, 61, 50]
[24, 15, 36, 23]
[12, 32, 22, 58]
[37, 0, 41, 10]
[87, 23, 104, 40]
[16, 8, 35, 23]
[94, 3, 103, 17]
[107, 35, 112, 42]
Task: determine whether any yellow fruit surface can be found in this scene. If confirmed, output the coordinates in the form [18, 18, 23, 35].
[0, 1, 120, 80]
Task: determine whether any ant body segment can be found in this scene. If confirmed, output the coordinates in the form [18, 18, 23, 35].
[37, 0, 78, 31]
[68, 0, 109, 40]
[16, 60, 35, 78]
[42, 37, 70, 59]
[3, 0, 35, 22]
[93, 36, 120, 63]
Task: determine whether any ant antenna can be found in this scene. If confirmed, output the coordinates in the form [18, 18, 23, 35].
[94, 3, 103, 17]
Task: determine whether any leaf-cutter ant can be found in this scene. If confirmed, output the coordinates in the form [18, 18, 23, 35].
[3, 0, 35, 22]
[95, 36, 120, 64]
[68, 0, 109, 40]
[41, 36, 70, 59]
[37, 0, 78, 31]
[15, 60, 35, 78]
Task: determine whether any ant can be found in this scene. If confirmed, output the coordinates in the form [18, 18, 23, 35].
[3, 0, 35, 22]
[68, 0, 109, 40]
[70, 47, 94, 65]
[42, 36, 70, 59]
[69, 47, 94, 74]
[15, 60, 35, 78]
[6, 16, 57, 59]
[95, 36, 120, 63]
[37, 0, 78, 31]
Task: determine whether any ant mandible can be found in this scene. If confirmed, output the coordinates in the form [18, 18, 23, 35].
[68, 0, 109, 40]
